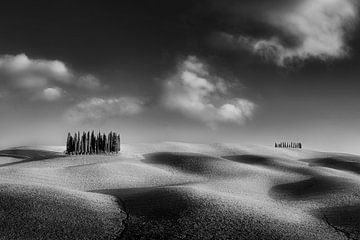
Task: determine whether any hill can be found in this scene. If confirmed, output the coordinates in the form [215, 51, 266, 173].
[1, 143, 360, 239]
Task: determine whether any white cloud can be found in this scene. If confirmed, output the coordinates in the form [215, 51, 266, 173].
[0, 53, 106, 101]
[65, 97, 144, 123]
[0, 53, 71, 82]
[0, 54, 71, 101]
[40, 87, 63, 101]
[163, 56, 256, 126]
[218, 99, 255, 122]
[228, 0, 358, 66]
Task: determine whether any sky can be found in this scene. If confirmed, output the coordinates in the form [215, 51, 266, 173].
[0, 0, 360, 154]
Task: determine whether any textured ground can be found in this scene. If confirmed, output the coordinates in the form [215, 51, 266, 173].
[1, 143, 360, 239]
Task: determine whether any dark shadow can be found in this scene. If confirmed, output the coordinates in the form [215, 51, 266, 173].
[0, 149, 65, 167]
[92, 185, 192, 220]
[223, 154, 316, 176]
[269, 176, 349, 201]
[142, 152, 223, 175]
[303, 157, 360, 175]
[222, 155, 272, 166]
[313, 205, 360, 239]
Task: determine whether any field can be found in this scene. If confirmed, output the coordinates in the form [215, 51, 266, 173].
[1, 143, 360, 239]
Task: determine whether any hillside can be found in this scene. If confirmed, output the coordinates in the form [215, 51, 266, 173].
[1, 143, 360, 239]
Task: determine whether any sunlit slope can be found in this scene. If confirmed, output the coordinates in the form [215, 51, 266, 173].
[0, 183, 126, 240]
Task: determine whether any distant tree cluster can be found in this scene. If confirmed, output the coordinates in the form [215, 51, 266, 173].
[66, 131, 120, 155]
[275, 142, 302, 149]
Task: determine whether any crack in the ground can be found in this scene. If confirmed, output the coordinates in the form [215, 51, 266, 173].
[115, 198, 129, 240]
[322, 213, 358, 240]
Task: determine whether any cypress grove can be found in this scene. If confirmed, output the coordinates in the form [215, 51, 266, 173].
[66, 131, 121, 155]
[274, 142, 302, 149]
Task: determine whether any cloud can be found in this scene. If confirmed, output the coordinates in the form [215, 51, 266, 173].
[0, 53, 70, 83]
[0, 54, 71, 101]
[39, 87, 64, 101]
[162, 56, 256, 127]
[218, 0, 359, 66]
[77, 74, 102, 89]
[0, 53, 106, 101]
[65, 97, 144, 123]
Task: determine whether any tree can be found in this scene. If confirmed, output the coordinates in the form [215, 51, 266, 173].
[66, 132, 76, 154]
[98, 132, 103, 153]
[95, 134, 98, 154]
[111, 132, 116, 153]
[76, 131, 80, 154]
[66, 131, 121, 155]
[66, 132, 71, 154]
[86, 131, 90, 154]
[102, 134, 107, 153]
[117, 134, 121, 153]
[108, 132, 112, 153]
[82, 132, 86, 154]
[90, 131, 95, 154]
[74, 133, 78, 154]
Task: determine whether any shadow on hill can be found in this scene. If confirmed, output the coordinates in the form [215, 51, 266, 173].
[0, 149, 64, 167]
[313, 205, 360, 239]
[142, 152, 226, 175]
[222, 155, 272, 166]
[142, 152, 258, 180]
[269, 176, 349, 201]
[303, 157, 360, 175]
[93, 185, 193, 221]
[93, 185, 209, 240]
[222, 154, 316, 176]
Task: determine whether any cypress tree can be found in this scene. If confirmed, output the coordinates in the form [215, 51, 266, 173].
[86, 131, 90, 154]
[97, 132, 101, 153]
[110, 132, 113, 153]
[99, 133, 103, 153]
[100, 134, 102, 153]
[79, 134, 83, 154]
[79, 135, 82, 154]
[66, 132, 71, 154]
[102, 134, 106, 153]
[108, 132, 111, 153]
[112, 132, 116, 153]
[77, 131, 80, 154]
[107, 135, 110, 153]
[117, 134, 121, 153]
[82, 132, 86, 154]
[74, 133, 78, 155]
[77, 132, 80, 154]
[91, 131, 95, 154]
[70, 135, 74, 154]
[79, 132, 82, 154]
[66, 131, 122, 155]
[79, 134, 82, 154]
[95, 136, 98, 154]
